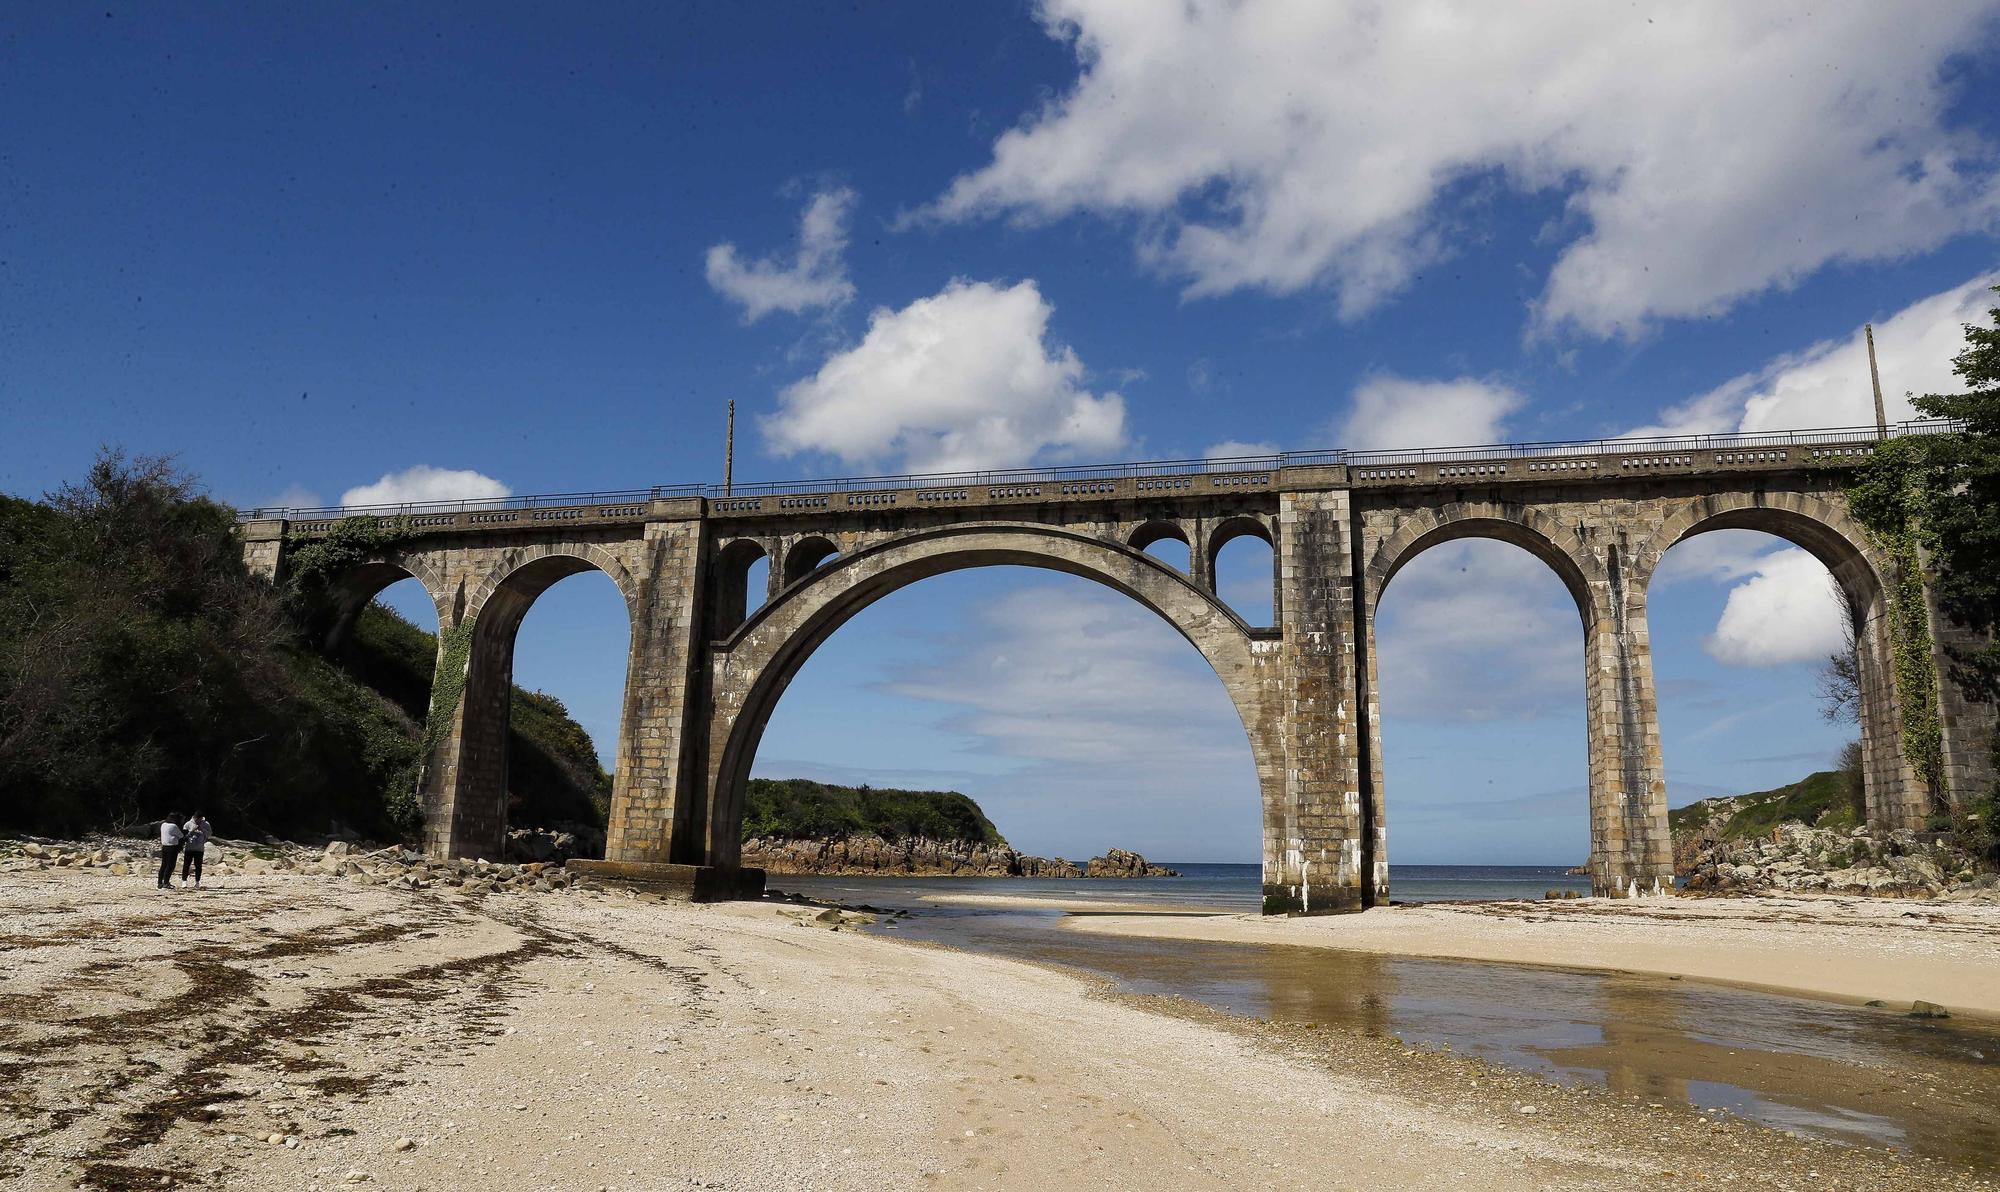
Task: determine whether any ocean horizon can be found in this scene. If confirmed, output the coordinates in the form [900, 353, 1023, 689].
[773, 861, 1595, 910]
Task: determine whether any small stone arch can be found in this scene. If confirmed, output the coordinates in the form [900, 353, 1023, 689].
[1205, 514, 1274, 571]
[711, 538, 772, 638]
[1205, 514, 1279, 623]
[323, 553, 452, 653]
[1631, 491, 1881, 605]
[1128, 518, 1193, 575]
[1360, 500, 1641, 896]
[1128, 518, 1191, 552]
[1365, 503, 1598, 626]
[781, 535, 841, 586]
[1632, 490, 1923, 827]
[463, 541, 640, 627]
[701, 523, 1275, 865]
[423, 542, 642, 861]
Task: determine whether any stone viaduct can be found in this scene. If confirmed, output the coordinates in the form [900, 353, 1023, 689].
[239, 422, 1993, 913]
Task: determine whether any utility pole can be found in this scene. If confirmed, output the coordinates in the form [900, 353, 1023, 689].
[1865, 323, 1887, 436]
[724, 399, 735, 495]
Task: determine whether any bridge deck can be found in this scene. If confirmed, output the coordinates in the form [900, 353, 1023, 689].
[249, 420, 1948, 536]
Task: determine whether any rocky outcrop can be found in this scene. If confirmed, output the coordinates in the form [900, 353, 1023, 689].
[1016, 855, 1084, 878]
[743, 835, 1024, 876]
[1679, 823, 1975, 898]
[1083, 848, 1178, 878]
[739, 835, 1175, 878]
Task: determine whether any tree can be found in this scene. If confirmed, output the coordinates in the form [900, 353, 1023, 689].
[1815, 577, 1860, 726]
[1909, 285, 2000, 703]
[1879, 285, 2000, 861]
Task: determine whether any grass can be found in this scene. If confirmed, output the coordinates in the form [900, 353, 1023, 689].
[1669, 769, 1863, 840]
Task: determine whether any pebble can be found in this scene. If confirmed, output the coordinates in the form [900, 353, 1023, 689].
[393, 1137, 415, 1152]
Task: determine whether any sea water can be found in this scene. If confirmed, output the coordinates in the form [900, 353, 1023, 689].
[772, 861, 1593, 909]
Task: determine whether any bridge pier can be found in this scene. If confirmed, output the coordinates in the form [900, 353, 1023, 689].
[602, 518, 710, 865]
[1263, 488, 1375, 914]
[1584, 554, 1673, 897]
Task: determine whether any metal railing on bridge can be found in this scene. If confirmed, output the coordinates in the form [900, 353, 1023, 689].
[235, 418, 1958, 521]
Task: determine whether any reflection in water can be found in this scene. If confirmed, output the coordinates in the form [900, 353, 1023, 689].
[841, 897, 2000, 1169]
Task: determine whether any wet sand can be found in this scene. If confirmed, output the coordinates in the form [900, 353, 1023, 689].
[875, 903, 2000, 1166]
[1048, 893, 2000, 1017]
[3, 864, 1994, 1190]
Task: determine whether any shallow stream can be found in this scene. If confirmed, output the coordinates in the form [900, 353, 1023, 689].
[776, 874, 2000, 1169]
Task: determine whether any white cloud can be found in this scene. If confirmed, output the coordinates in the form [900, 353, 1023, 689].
[340, 465, 511, 508]
[705, 186, 858, 322]
[1632, 272, 2000, 436]
[888, 585, 1240, 767]
[262, 483, 323, 512]
[1648, 529, 1771, 590]
[1374, 540, 1583, 721]
[1704, 548, 1847, 667]
[762, 278, 1127, 472]
[927, 1, 2000, 335]
[878, 581, 1262, 857]
[1340, 375, 1523, 450]
[1204, 439, 1278, 459]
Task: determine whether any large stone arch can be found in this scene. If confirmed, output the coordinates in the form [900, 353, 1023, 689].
[1632, 491, 1926, 828]
[694, 522, 1277, 867]
[422, 542, 641, 860]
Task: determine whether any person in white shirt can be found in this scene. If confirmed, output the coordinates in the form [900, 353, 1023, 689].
[180, 813, 212, 887]
[156, 815, 183, 890]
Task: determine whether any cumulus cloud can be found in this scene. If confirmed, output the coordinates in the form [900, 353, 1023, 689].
[878, 582, 1262, 857]
[927, 1, 2000, 335]
[762, 278, 1127, 472]
[1651, 530, 1847, 668]
[888, 585, 1242, 767]
[1631, 271, 2000, 436]
[262, 483, 324, 512]
[1704, 548, 1848, 667]
[1340, 375, 1524, 450]
[705, 186, 858, 322]
[340, 465, 511, 508]
[1373, 540, 1583, 721]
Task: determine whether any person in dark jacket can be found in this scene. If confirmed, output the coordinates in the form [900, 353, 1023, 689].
[180, 812, 212, 887]
[156, 815, 183, 890]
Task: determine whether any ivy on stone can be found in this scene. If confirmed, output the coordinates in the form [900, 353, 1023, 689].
[1845, 437, 1948, 802]
[1843, 286, 2000, 846]
[396, 613, 478, 831]
[283, 514, 412, 590]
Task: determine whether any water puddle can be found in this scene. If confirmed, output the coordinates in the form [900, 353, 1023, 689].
[812, 895, 2000, 1168]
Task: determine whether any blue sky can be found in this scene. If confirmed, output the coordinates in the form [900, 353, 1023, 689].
[5, 3, 1998, 863]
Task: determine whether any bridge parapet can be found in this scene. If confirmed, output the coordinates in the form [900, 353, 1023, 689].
[243, 420, 1951, 535]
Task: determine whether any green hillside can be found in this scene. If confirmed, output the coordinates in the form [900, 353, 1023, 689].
[0, 452, 609, 843]
[742, 777, 1006, 846]
[341, 603, 611, 831]
[1669, 768, 1863, 839]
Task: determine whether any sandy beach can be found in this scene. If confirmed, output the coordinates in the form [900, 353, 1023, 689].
[2, 863, 1995, 1190]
